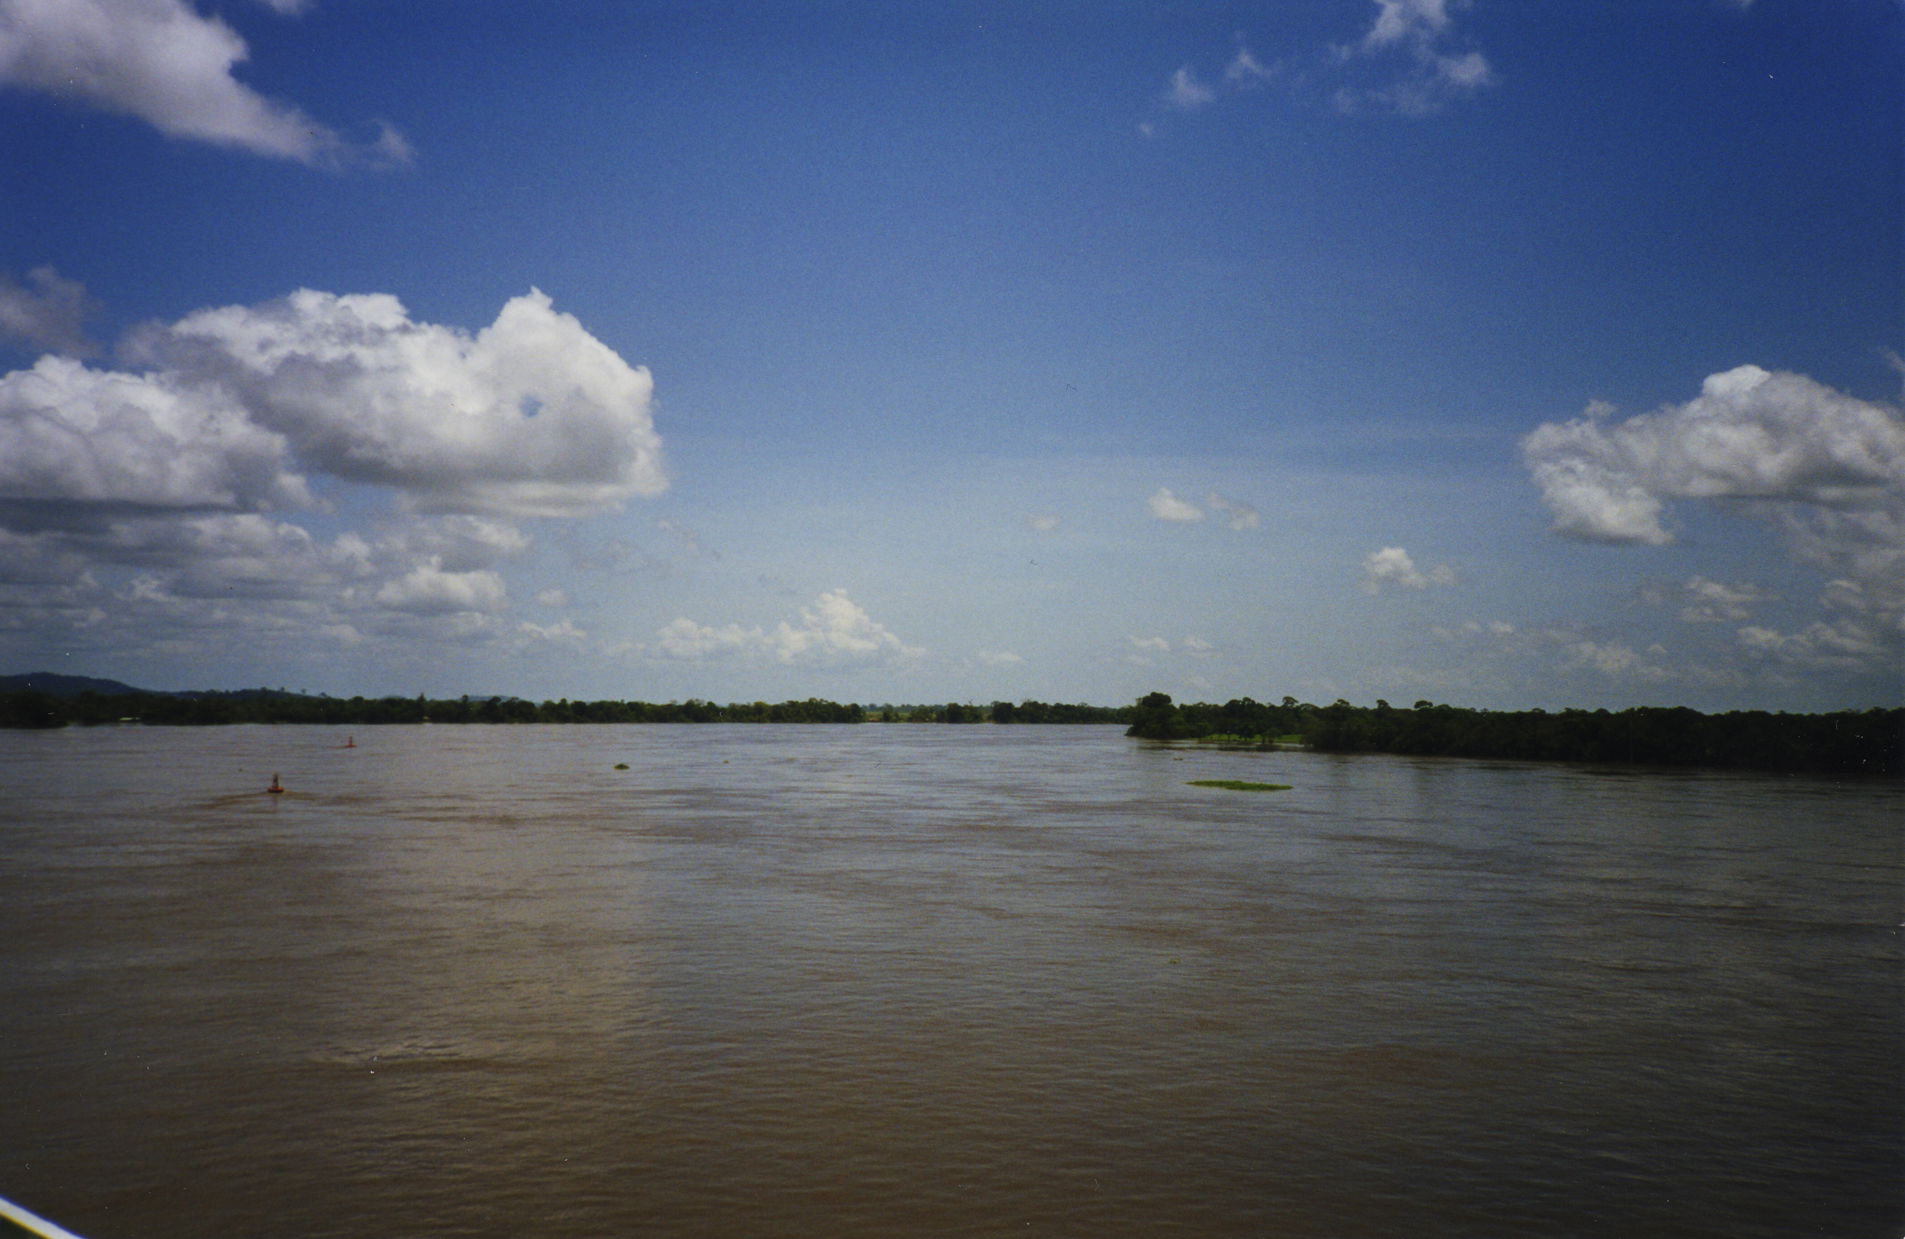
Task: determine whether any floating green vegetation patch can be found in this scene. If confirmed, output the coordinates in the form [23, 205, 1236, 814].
[613, 762, 630, 770]
[1186, 779, 1292, 792]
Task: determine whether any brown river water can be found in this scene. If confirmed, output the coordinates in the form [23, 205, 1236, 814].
[1, 724, 1898, 1238]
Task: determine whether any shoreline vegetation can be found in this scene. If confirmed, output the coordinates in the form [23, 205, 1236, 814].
[1126, 692, 1902, 778]
[0, 679, 1124, 728]
[0, 674, 1896, 777]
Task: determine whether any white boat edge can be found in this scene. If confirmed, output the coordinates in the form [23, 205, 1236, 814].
[0, 1195, 87, 1239]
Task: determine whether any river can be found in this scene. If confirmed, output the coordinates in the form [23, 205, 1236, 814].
[1, 724, 1897, 1238]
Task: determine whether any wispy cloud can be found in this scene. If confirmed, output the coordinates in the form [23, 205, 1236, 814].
[1146, 487, 1205, 522]
[1147, 40, 1279, 130]
[1566, 639, 1672, 681]
[1224, 44, 1277, 86]
[1165, 65, 1216, 110]
[1206, 491, 1260, 530]
[649, 590, 921, 667]
[1641, 576, 1777, 624]
[0, 267, 98, 356]
[1362, 546, 1457, 593]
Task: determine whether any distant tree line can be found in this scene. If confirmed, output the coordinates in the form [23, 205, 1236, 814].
[6, 683, 1894, 776]
[1125, 692, 1903, 777]
[0, 689, 1129, 730]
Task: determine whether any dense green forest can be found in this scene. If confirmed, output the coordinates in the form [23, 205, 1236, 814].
[1125, 692, 1903, 778]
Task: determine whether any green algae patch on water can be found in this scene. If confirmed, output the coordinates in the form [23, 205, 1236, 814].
[1186, 779, 1292, 792]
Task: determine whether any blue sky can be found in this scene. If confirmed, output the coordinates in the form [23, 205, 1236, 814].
[0, 0, 1899, 710]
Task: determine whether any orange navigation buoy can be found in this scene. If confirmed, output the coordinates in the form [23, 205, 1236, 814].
[345, 736, 356, 748]
[267, 773, 285, 794]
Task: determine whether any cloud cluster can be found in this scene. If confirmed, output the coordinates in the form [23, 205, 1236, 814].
[0, 0, 408, 166]
[1735, 504, 1904, 675]
[1362, 546, 1457, 593]
[1152, 1, 1493, 129]
[1, 286, 664, 525]
[649, 590, 920, 668]
[1643, 576, 1777, 624]
[1430, 617, 1722, 692]
[0, 282, 662, 667]
[1150, 42, 1283, 131]
[1524, 365, 1903, 680]
[1160, 42, 1277, 116]
[0, 508, 578, 665]
[1335, 0, 1494, 116]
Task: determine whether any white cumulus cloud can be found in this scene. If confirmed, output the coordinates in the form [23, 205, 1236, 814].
[132, 288, 666, 518]
[1522, 366, 1905, 546]
[0, 289, 664, 530]
[371, 560, 508, 616]
[0, 0, 407, 166]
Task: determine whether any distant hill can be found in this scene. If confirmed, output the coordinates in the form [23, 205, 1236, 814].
[0, 671, 154, 698]
[0, 672, 304, 700]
